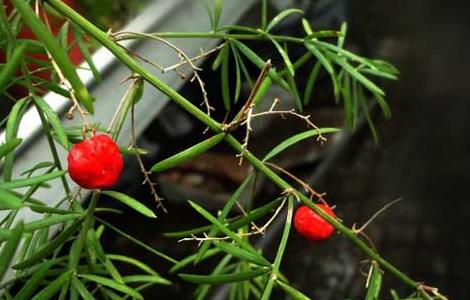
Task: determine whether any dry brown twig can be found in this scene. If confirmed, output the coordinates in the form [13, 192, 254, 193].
[112, 31, 214, 116]
[178, 197, 288, 245]
[266, 162, 328, 204]
[352, 198, 403, 235]
[131, 104, 166, 213]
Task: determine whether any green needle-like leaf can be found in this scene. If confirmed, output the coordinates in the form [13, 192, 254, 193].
[263, 128, 340, 161]
[33, 96, 70, 149]
[180, 267, 269, 285]
[24, 214, 82, 232]
[102, 190, 156, 218]
[303, 60, 322, 106]
[0, 170, 67, 189]
[14, 260, 55, 300]
[0, 138, 22, 160]
[151, 133, 225, 172]
[221, 42, 231, 111]
[79, 274, 143, 300]
[13, 218, 83, 269]
[0, 187, 23, 210]
[0, 221, 24, 281]
[30, 270, 73, 300]
[365, 263, 383, 300]
[0, 43, 26, 94]
[266, 9, 304, 33]
[213, 241, 271, 267]
[277, 280, 311, 300]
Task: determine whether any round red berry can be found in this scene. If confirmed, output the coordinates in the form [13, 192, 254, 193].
[67, 134, 123, 189]
[293, 204, 336, 242]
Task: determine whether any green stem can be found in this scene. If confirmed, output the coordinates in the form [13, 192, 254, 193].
[68, 191, 99, 269]
[45, 0, 418, 290]
[116, 31, 304, 44]
[45, 0, 220, 132]
[223, 134, 418, 289]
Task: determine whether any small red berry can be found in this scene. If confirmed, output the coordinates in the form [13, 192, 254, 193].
[293, 204, 336, 242]
[67, 134, 123, 189]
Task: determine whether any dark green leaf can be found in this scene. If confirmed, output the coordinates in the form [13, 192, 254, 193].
[122, 275, 171, 285]
[267, 35, 294, 76]
[79, 274, 143, 300]
[72, 24, 100, 81]
[14, 260, 55, 300]
[230, 42, 242, 103]
[180, 268, 269, 284]
[102, 190, 156, 218]
[170, 248, 222, 273]
[151, 133, 225, 172]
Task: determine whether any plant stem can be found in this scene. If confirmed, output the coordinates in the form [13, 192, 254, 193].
[116, 32, 304, 44]
[68, 191, 99, 269]
[45, 0, 418, 290]
[45, 0, 220, 132]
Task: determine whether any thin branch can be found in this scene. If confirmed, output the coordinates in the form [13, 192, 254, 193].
[112, 31, 214, 116]
[266, 162, 327, 204]
[131, 104, 166, 213]
[352, 198, 403, 234]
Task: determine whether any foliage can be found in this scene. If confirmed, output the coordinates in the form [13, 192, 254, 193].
[0, 0, 446, 299]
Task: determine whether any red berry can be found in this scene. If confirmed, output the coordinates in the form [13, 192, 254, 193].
[67, 135, 123, 189]
[293, 204, 336, 242]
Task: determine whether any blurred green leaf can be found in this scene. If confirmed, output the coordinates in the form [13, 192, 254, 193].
[102, 190, 155, 218]
[266, 9, 304, 33]
[0, 221, 24, 281]
[20, 161, 55, 178]
[4, 97, 29, 181]
[0, 138, 22, 160]
[195, 254, 232, 300]
[304, 41, 340, 97]
[170, 248, 222, 273]
[0, 43, 26, 94]
[0, 170, 66, 189]
[0, 187, 23, 210]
